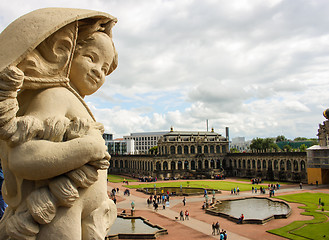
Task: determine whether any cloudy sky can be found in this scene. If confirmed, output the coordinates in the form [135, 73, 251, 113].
[1, 0, 329, 140]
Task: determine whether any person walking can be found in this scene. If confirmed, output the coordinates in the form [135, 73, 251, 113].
[183, 197, 186, 206]
[185, 210, 189, 220]
[212, 222, 216, 235]
[215, 221, 220, 235]
[180, 210, 184, 221]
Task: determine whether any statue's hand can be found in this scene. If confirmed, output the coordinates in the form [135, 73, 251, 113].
[89, 152, 110, 170]
[0, 65, 24, 90]
[82, 126, 108, 163]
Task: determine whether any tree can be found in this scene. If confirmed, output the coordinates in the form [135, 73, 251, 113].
[276, 135, 287, 142]
[250, 137, 279, 152]
[149, 146, 158, 155]
[283, 145, 292, 152]
[230, 147, 240, 153]
[299, 144, 307, 152]
[250, 138, 263, 151]
[294, 137, 308, 141]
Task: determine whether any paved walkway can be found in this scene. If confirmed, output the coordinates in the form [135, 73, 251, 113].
[108, 180, 328, 240]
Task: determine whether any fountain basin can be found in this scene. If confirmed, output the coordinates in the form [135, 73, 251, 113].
[206, 197, 291, 224]
[106, 215, 167, 239]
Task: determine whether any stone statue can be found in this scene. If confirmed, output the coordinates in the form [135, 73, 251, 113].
[0, 8, 118, 240]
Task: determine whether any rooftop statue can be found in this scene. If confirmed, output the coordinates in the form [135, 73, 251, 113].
[0, 8, 118, 240]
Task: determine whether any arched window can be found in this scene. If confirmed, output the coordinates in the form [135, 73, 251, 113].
[184, 145, 189, 154]
[171, 161, 176, 170]
[280, 160, 285, 171]
[210, 160, 215, 168]
[170, 146, 175, 154]
[247, 160, 251, 169]
[268, 160, 272, 169]
[178, 161, 182, 170]
[210, 145, 215, 153]
[184, 160, 189, 170]
[262, 160, 266, 169]
[120, 160, 123, 168]
[204, 160, 209, 169]
[191, 146, 195, 154]
[163, 161, 168, 170]
[238, 160, 241, 168]
[156, 161, 161, 171]
[242, 160, 246, 169]
[216, 159, 221, 169]
[198, 160, 202, 169]
[197, 145, 202, 154]
[125, 160, 128, 168]
[115, 160, 118, 168]
[287, 160, 291, 171]
[293, 160, 299, 171]
[177, 145, 182, 154]
[216, 145, 221, 153]
[150, 163, 153, 171]
[204, 146, 209, 154]
[301, 160, 306, 172]
[252, 160, 256, 169]
[191, 160, 196, 170]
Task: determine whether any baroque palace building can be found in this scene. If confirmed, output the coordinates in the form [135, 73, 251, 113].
[109, 128, 309, 183]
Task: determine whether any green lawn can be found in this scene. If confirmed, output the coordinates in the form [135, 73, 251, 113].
[268, 192, 329, 240]
[107, 174, 137, 183]
[125, 180, 256, 191]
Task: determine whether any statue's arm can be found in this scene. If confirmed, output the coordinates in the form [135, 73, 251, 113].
[7, 87, 108, 181]
[8, 129, 108, 180]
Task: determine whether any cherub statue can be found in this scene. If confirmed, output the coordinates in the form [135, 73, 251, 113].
[0, 8, 118, 240]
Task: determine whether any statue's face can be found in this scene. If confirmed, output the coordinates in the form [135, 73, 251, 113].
[69, 32, 114, 97]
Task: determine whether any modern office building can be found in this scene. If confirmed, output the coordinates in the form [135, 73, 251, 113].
[230, 137, 251, 152]
[123, 131, 169, 154]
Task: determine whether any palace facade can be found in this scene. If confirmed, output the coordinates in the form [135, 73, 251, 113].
[109, 129, 308, 183]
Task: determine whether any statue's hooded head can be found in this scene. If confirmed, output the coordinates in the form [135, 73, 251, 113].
[0, 8, 118, 91]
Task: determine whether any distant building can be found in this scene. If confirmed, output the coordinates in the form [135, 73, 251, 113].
[230, 137, 251, 152]
[307, 113, 329, 184]
[123, 131, 169, 154]
[103, 134, 134, 155]
[105, 138, 135, 155]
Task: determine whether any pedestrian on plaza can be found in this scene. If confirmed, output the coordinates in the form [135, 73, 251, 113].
[212, 222, 216, 235]
[299, 182, 303, 189]
[215, 221, 220, 235]
[220, 230, 224, 240]
[223, 230, 227, 240]
[185, 210, 189, 220]
[180, 210, 184, 221]
[183, 197, 186, 206]
[237, 186, 240, 195]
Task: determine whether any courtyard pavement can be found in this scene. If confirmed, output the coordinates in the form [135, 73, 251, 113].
[107, 178, 329, 240]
